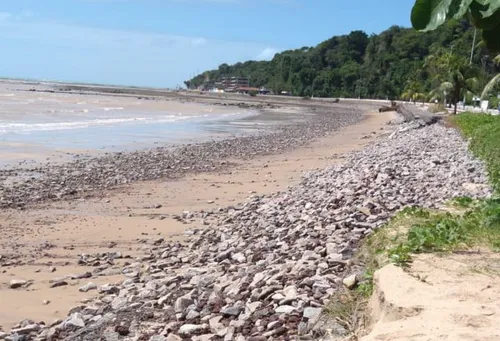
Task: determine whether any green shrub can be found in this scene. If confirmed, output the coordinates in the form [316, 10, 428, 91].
[489, 96, 499, 110]
[386, 199, 500, 266]
[248, 90, 258, 97]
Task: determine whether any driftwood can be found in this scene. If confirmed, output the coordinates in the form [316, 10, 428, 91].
[378, 105, 396, 113]
[378, 101, 398, 113]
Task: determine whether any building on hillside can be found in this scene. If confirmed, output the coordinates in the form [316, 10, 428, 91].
[219, 76, 250, 92]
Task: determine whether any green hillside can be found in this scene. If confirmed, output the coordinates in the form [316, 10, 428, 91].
[185, 20, 498, 100]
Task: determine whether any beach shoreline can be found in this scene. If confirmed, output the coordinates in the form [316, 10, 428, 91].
[0, 98, 394, 331]
[0, 88, 383, 208]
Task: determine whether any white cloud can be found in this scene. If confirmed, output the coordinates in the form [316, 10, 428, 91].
[191, 37, 208, 46]
[256, 47, 278, 60]
[0, 13, 281, 87]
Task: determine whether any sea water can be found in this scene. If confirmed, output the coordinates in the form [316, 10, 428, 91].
[0, 91, 262, 152]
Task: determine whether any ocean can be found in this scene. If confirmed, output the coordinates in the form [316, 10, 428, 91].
[0, 82, 296, 166]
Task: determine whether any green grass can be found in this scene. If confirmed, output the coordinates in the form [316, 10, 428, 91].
[360, 199, 500, 268]
[452, 113, 500, 191]
[326, 113, 500, 337]
[360, 113, 500, 268]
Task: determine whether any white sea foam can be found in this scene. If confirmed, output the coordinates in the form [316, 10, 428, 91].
[0, 110, 256, 135]
[0, 115, 193, 134]
[45, 109, 90, 114]
[102, 107, 125, 111]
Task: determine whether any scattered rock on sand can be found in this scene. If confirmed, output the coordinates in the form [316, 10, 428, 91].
[1, 111, 494, 340]
[9, 279, 28, 289]
[343, 274, 358, 290]
[79, 282, 97, 292]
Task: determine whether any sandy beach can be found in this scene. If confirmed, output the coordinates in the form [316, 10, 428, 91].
[0, 82, 496, 341]
[0, 82, 392, 331]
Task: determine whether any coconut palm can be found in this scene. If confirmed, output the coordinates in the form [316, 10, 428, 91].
[401, 89, 427, 104]
[430, 72, 478, 114]
[425, 51, 479, 114]
[401, 81, 426, 104]
[481, 55, 500, 100]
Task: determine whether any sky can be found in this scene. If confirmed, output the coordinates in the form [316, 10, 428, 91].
[0, 0, 414, 88]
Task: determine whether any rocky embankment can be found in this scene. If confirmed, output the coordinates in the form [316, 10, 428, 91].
[2, 113, 492, 341]
[0, 105, 367, 209]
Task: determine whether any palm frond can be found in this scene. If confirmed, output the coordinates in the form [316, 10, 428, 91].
[493, 55, 500, 67]
[465, 77, 480, 90]
[481, 74, 500, 99]
[440, 82, 454, 92]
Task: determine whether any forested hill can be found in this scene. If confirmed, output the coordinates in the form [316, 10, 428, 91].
[185, 20, 498, 99]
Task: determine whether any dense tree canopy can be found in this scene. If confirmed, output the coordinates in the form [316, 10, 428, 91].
[186, 20, 498, 100]
[411, 0, 500, 52]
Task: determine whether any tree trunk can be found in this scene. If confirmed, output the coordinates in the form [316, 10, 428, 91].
[453, 102, 458, 115]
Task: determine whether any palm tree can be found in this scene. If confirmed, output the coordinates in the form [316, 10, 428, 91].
[481, 55, 500, 101]
[401, 81, 426, 105]
[426, 51, 479, 114]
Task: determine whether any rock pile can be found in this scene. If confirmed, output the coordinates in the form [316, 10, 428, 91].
[3, 119, 491, 341]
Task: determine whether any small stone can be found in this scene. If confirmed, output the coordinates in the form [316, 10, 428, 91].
[99, 284, 120, 294]
[43, 300, 50, 305]
[9, 279, 27, 289]
[231, 252, 246, 263]
[343, 274, 358, 290]
[178, 324, 208, 336]
[111, 297, 128, 310]
[115, 325, 130, 336]
[303, 307, 322, 319]
[186, 310, 200, 320]
[63, 312, 85, 329]
[325, 243, 338, 255]
[79, 282, 97, 292]
[174, 295, 194, 313]
[272, 293, 285, 301]
[275, 305, 296, 314]
[70, 272, 92, 280]
[50, 280, 68, 288]
[245, 301, 262, 315]
[220, 305, 243, 317]
[267, 321, 283, 330]
[11, 324, 41, 335]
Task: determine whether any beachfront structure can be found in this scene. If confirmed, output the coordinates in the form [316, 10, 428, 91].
[218, 76, 250, 92]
